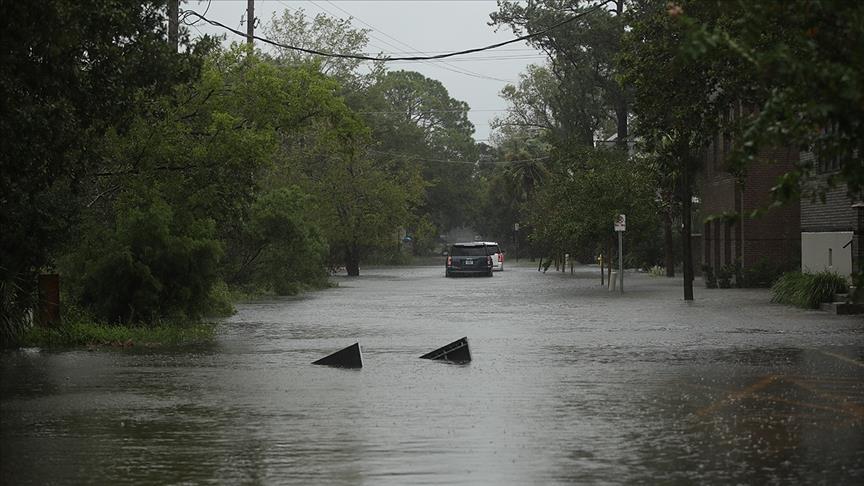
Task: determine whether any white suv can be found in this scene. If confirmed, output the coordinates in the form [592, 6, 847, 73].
[483, 242, 504, 271]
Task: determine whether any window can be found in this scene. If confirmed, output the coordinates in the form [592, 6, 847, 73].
[450, 245, 488, 257]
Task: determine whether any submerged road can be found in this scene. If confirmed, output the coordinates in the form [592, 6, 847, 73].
[2, 263, 863, 484]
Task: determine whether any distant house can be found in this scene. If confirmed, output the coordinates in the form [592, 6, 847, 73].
[799, 151, 863, 278]
[699, 105, 801, 279]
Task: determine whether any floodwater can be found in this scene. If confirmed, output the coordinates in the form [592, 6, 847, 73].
[2, 264, 863, 484]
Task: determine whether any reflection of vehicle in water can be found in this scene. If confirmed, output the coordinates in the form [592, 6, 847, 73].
[445, 243, 493, 277]
[482, 241, 504, 271]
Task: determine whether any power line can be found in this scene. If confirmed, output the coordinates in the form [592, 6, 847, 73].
[367, 149, 549, 165]
[317, 0, 514, 83]
[180, 0, 611, 62]
[356, 108, 508, 114]
[389, 55, 548, 64]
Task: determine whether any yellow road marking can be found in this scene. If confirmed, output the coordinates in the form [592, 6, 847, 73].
[696, 374, 777, 417]
[787, 378, 864, 420]
[821, 351, 864, 368]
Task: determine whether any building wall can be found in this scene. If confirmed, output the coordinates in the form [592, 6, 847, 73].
[740, 148, 801, 269]
[798, 151, 862, 275]
[801, 185, 858, 232]
[700, 134, 800, 272]
[801, 232, 854, 276]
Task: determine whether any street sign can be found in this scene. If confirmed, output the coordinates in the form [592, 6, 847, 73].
[614, 214, 626, 232]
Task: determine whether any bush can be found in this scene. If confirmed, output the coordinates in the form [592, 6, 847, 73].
[648, 265, 665, 277]
[717, 264, 734, 288]
[770, 271, 847, 309]
[227, 188, 329, 295]
[740, 258, 785, 288]
[62, 191, 223, 324]
[702, 264, 717, 288]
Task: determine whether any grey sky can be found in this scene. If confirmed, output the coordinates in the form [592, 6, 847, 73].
[186, 0, 547, 141]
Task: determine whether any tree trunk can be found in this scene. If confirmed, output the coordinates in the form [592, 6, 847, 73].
[616, 100, 628, 151]
[607, 239, 613, 286]
[614, 0, 628, 151]
[345, 244, 360, 277]
[664, 211, 675, 277]
[600, 252, 605, 286]
[681, 161, 694, 301]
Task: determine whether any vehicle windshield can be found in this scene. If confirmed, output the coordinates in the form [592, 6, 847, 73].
[450, 245, 487, 257]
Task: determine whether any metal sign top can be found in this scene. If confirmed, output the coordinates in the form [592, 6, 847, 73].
[614, 214, 626, 232]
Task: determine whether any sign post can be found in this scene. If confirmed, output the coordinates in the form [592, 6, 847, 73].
[514, 223, 520, 262]
[614, 214, 626, 293]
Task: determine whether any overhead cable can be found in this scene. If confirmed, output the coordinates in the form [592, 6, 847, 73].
[317, 0, 513, 82]
[180, 0, 612, 62]
[367, 149, 550, 165]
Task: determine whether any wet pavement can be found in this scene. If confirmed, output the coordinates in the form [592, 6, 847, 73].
[2, 263, 863, 484]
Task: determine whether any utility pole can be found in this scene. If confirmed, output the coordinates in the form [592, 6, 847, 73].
[682, 151, 694, 301]
[168, 0, 179, 51]
[246, 0, 255, 46]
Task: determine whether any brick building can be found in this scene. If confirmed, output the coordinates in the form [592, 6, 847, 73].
[799, 151, 863, 278]
[699, 108, 801, 278]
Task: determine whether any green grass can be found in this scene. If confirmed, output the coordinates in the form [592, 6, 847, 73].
[770, 270, 847, 309]
[19, 321, 216, 348]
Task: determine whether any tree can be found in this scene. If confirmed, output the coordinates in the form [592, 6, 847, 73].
[293, 130, 422, 276]
[491, 0, 630, 147]
[682, 0, 864, 202]
[237, 188, 329, 295]
[61, 187, 223, 324]
[264, 7, 383, 88]
[620, 0, 729, 300]
[0, 0, 205, 341]
[528, 147, 661, 268]
[360, 70, 480, 235]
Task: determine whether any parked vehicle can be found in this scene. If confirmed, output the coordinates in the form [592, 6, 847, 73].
[445, 242, 494, 277]
[483, 241, 504, 271]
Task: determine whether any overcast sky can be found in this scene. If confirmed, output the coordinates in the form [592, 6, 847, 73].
[185, 0, 548, 141]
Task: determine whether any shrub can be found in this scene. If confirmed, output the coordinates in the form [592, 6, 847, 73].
[702, 264, 717, 288]
[62, 191, 222, 324]
[740, 258, 785, 288]
[717, 264, 734, 288]
[227, 188, 329, 295]
[648, 265, 665, 277]
[770, 271, 847, 309]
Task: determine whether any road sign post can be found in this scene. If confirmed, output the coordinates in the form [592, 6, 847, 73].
[614, 215, 625, 293]
[514, 223, 520, 262]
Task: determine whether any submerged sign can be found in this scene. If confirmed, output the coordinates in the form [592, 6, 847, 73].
[420, 337, 471, 363]
[312, 343, 363, 368]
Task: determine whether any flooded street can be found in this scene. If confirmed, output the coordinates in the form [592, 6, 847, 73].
[2, 264, 863, 484]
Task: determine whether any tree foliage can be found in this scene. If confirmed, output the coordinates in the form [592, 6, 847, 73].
[528, 148, 661, 264]
[681, 0, 864, 201]
[0, 0, 207, 340]
[491, 0, 629, 145]
[264, 7, 383, 87]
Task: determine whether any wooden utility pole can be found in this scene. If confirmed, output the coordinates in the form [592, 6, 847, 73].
[246, 0, 255, 46]
[168, 0, 179, 51]
[681, 152, 694, 301]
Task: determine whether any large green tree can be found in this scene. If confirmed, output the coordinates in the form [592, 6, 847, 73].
[620, 0, 732, 300]
[682, 0, 864, 202]
[360, 70, 480, 238]
[491, 0, 630, 147]
[0, 0, 204, 339]
[264, 7, 383, 88]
